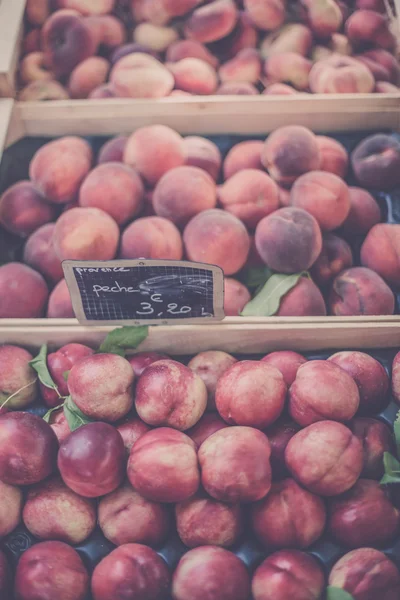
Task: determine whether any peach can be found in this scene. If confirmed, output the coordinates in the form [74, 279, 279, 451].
[79, 162, 143, 225]
[341, 187, 381, 236]
[133, 0, 202, 23]
[22, 476, 96, 544]
[110, 52, 174, 98]
[166, 40, 219, 68]
[26, 0, 51, 26]
[265, 53, 312, 91]
[356, 0, 386, 9]
[120, 216, 183, 261]
[183, 136, 221, 181]
[260, 24, 313, 58]
[0, 551, 11, 600]
[47, 279, 75, 318]
[301, 0, 343, 37]
[20, 52, 53, 85]
[211, 11, 258, 60]
[98, 481, 169, 546]
[290, 171, 350, 231]
[261, 351, 307, 387]
[329, 548, 400, 599]
[217, 81, 259, 94]
[316, 135, 349, 178]
[392, 350, 400, 404]
[68, 56, 109, 99]
[199, 426, 272, 502]
[357, 49, 400, 83]
[111, 42, 160, 64]
[88, 83, 119, 98]
[153, 166, 217, 225]
[86, 15, 126, 48]
[285, 420, 363, 496]
[176, 493, 242, 548]
[92, 543, 170, 600]
[23, 224, 63, 284]
[0, 412, 58, 485]
[216, 360, 286, 429]
[135, 359, 207, 430]
[133, 23, 178, 52]
[167, 58, 218, 94]
[251, 478, 326, 549]
[184, 0, 238, 43]
[352, 134, 400, 190]
[263, 83, 300, 95]
[310, 233, 353, 286]
[116, 416, 150, 454]
[219, 48, 261, 83]
[41, 11, 98, 77]
[330, 31, 353, 54]
[278, 185, 291, 205]
[289, 360, 360, 426]
[18, 80, 70, 101]
[223, 140, 264, 179]
[265, 419, 300, 476]
[0, 479, 22, 538]
[15, 541, 89, 600]
[330, 267, 395, 316]
[172, 546, 250, 600]
[351, 417, 394, 479]
[309, 54, 375, 94]
[53, 207, 119, 261]
[0, 345, 37, 410]
[224, 277, 252, 316]
[262, 126, 321, 187]
[188, 350, 237, 410]
[361, 224, 400, 286]
[184, 209, 250, 275]
[30, 136, 92, 204]
[187, 413, 228, 448]
[58, 422, 125, 497]
[49, 408, 71, 442]
[0, 181, 55, 238]
[255, 207, 323, 273]
[218, 169, 280, 228]
[244, 0, 285, 31]
[55, 0, 115, 14]
[346, 9, 395, 50]
[127, 427, 200, 502]
[252, 550, 325, 600]
[0, 263, 48, 318]
[328, 350, 389, 414]
[245, 234, 265, 267]
[97, 135, 128, 164]
[124, 124, 185, 186]
[22, 29, 42, 55]
[329, 479, 399, 547]
[276, 276, 327, 316]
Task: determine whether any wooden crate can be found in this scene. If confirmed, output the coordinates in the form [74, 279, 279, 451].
[0, 0, 25, 98]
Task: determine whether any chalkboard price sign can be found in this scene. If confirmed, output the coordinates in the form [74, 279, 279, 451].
[62, 259, 225, 325]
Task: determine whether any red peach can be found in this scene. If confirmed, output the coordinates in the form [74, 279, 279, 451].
[346, 9, 395, 50]
[361, 223, 400, 287]
[68, 56, 109, 99]
[23, 224, 63, 284]
[97, 135, 128, 164]
[223, 140, 264, 179]
[244, 0, 286, 31]
[133, 22, 178, 52]
[351, 134, 400, 190]
[265, 419, 300, 476]
[0, 479, 22, 538]
[219, 48, 262, 84]
[187, 413, 228, 448]
[351, 417, 394, 479]
[224, 278, 252, 316]
[26, 0, 50, 25]
[261, 24, 313, 58]
[309, 54, 375, 94]
[167, 58, 218, 94]
[110, 53, 174, 98]
[265, 52, 312, 91]
[184, 0, 238, 44]
[128, 352, 168, 377]
[0, 263, 48, 318]
[0, 181, 55, 237]
[49, 408, 71, 442]
[211, 11, 258, 60]
[330, 267, 395, 316]
[47, 279, 75, 318]
[120, 216, 183, 261]
[166, 40, 219, 68]
[183, 136, 221, 181]
[261, 351, 307, 387]
[301, 0, 343, 37]
[341, 187, 381, 236]
[188, 350, 237, 410]
[316, 136, 349, 178]
[310, 234, 353, 286]
[276, 277, 327, 317]
[0, 345, 37, 410]
[116, 416, 150, 455]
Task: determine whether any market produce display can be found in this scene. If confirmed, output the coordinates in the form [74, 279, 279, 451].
[1, 330, 400, 599]
[19, 0, 400, 100]
[1, 124, 400, 318]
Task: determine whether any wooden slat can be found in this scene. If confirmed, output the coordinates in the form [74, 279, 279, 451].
[0, 0, 25, 98]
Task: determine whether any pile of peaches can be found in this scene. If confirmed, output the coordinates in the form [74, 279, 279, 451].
[1, 122, 400, 318]
[1, 340, 400, 600]
[20, 0, 400, 101]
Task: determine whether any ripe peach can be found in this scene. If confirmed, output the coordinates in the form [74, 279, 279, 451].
[251, 478, 326, 549]
[223, 140, 264, 179]
[262, 126, 321, 187]
[224, 277, 252, 316]
[15, 541, 89, 600]
[188, 351, 237, 410]
[58, 422, 125, 497]
[30, 136, 92, 204]
[211, 11, 258, 60]
[252, 550, 325, 600]
[0, 412, 57, 485]
[265, 419, 300, 476]
[199, 426, 271, 502]
[124, 124, 185, 186]
[116, 416, 150, 455]
[352, 134, 400, 190]
[184, 0, 238, 44]
[98, 135, 128, 164]
[309, 54, 375, 94]
[167, 57, 218, 94]
[0, 181, 55, 238]
[120, 216, 183, 261]
[219, 48, 261, 84]
[261, 24, 313, 58]
[356, 0, 386, 10]
[261, 351, 307, 387]
[87, 14, 126, 49]
[26, 0, 51, 25]
[216, 360, 286, 429]
[172, 546, 250, 600]
[289, 360, 360, 426]
[0, 345, 37, 410]
[255, 207, 323, 273]
[22, 29, 42, 55]
[263, 83, 301, 95]
[99, 481, 169, 546]
[330, 267, 395, 316]
[110, 42, 159, 64]
[285, 420, 363, 496]
[110, 52, 174, 98]
[23, 224, 63, 284]
[361, 223, 400, 287]
[341, 187, 381, 236]
[92, 544, 170, 600]
[133, 22, 178, 52]
[68, 56, 109, 99]
[20, 52, 53, 85]
[357, 49, 400, 83]
[47, 279, 75, 318]
[276, 277, 327, 317]
[218, 169, 280, 228]
[128, 427, 200, 502]
[128, 352, 168, 377]
[346, 9, 395, 50]
[0, 479, 22, 538]
[265, 53, 312, 91]
[351, 417, 394, 479]
[244, 0, 285, 31]
[0, 263, 48, 318]
[166, 40, 219, 68]
[187, 413, 228, 448]
[310, 234, 353, 286]
[301, 0, 343, 37]
[135, 359, 207, 430]
[49, 408, 71, 442]
[217, 81, 259, 94]
[184, 209, 250, 275]
[183, 136, 221, 181]
[317, 136, 349, 178]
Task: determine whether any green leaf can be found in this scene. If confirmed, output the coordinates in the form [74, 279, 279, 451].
[241, 273, 305, 317]
[242, 266, 272, 291]
[394, 410, 400, 453]
[29, 345, 60, 396]
[63, 371, 70, 382]
[380, 452, 400, 485]
[326, 587, 354, 600]
[98, 326, 149, 357]
[63, 396, 93, 432]
[43, 403, 65, 423]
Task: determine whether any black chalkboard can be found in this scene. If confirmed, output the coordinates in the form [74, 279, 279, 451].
[62, 260, 225, 325]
